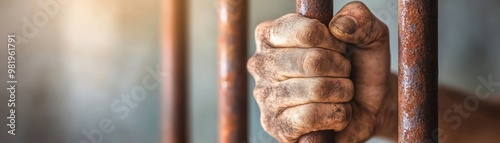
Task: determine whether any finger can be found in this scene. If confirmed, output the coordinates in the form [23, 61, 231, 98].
[334, 104, 383, 143]
[253, 78, 354, 112]
[263, 13, 346, 53]
[247, 48, 351, 81]
[329, 1, 389, 49]
[277, 103, 351, 142]
[329, 1, 390, 110]
[254, 20, 273, 53]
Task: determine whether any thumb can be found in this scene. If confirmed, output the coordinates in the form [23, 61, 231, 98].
[329, 1, 389, 49]
[328, 2, 391, 142]
[330, 1, 390, 112]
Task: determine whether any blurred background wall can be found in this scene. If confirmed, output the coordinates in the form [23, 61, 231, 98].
[0, 0, 499, 143]
[0, 0, 160, 142]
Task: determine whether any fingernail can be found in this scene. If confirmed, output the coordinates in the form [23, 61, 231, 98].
[331, 16, 358, 34]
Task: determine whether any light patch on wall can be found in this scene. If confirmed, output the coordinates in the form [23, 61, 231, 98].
[59, 0, 121, 116]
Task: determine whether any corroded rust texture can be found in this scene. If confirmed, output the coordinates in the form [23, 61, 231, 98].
[162, 0, 188, 142]
[218, 0, 248, 142]
[398, 0, 438, 142]
[296, 0, 333, 26]
[296, 0, 335, 143]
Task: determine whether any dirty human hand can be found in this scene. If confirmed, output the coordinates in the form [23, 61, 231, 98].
[247, 2, 391, 143]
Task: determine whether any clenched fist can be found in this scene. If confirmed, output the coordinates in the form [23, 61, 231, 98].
[247, 2, 391, 143]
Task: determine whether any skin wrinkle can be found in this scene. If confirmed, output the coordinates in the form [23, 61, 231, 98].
[278, 102, 346, 119]
[266, 14, 347, 53]
[262, 78, 354, 117]
[254, 48, 351, 82]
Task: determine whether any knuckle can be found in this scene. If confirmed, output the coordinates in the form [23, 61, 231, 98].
[307, 104, 351, 132]
[311, 79, 331, 100]
[248, 52, 282, 81]
[334, 104, 351, 121]
[329, 104, 351, 129]
[334, 53, 352, 75]
[312, 79, 355, 102]
[255, 21, 272, 41]
[255, 21, 270, 33]
[303, 49, 329, 74]
[247, 55, 258, 72]
[247, 54, 265, 78]
[302, 49, 351, 77]
[300, 20, 324, 46]
[252, 85, 265, 103]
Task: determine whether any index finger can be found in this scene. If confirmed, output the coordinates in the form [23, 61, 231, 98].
[255, 13, 347, 54]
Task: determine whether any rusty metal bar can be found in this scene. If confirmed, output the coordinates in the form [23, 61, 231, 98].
[398, 0, 438, 142]
[217, 0, 248, 142]
[162, 0, 188, 142]
[296, 0, 335, 143]
[296, 0, 333, 25]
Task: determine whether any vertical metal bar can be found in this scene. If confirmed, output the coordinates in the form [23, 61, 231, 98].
[296, 0, 333, 25]
[296, 0, 335, 143]
[218, 0, 248, 142]
[162, 0, 188, 142]
[398, 0, 438, 142]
